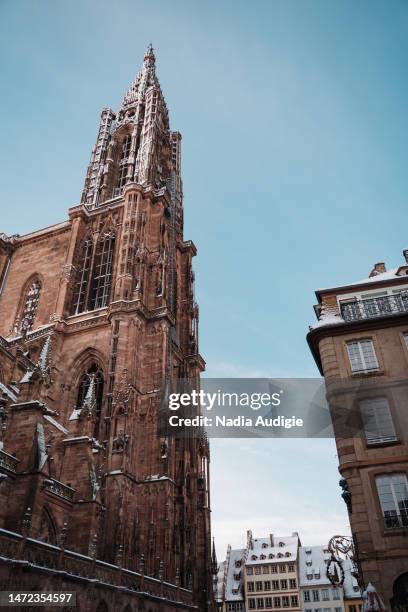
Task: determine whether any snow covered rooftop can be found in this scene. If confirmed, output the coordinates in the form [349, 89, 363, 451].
[215, 560, 226, 602]
[317, 266, 408, 295]
[246, 534, 299, 565]
[299, 545, 332, 587]
[224, 548, 245, 601]
[299, 545, 361, 599]
[352, 267, 401, 286]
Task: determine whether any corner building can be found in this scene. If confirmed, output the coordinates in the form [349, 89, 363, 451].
[0, 47, 214, 611]
[307, 254, 408, 610]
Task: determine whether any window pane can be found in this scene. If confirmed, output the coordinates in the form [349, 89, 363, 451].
[347, 340, 378, 373]
[376, 474, 408, 528]
[360, 397, 397, 444]
[90, 233, 116, 310]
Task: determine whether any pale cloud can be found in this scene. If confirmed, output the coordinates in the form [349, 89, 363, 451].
[210, 438, 348, 560]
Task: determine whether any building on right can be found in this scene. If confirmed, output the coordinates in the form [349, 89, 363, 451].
[298, 545, 361, 612]
[307, 251, 408, 608]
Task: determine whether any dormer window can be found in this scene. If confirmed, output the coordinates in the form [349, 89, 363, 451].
[268, 554, 274, 559]
[262, 543, 268, 548]
[279, 542, 285, 547]
[235, 560, 242, 568]
[285, 552, 291, 557]
[251, 555, 257, 561]
[260, 555, 266, 560]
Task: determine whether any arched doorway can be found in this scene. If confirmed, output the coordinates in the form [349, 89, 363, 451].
[391, 572, 408, 611]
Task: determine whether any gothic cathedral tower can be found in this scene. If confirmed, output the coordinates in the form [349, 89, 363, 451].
[0, 47, 214, 611]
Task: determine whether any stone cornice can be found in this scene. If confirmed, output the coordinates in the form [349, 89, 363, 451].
[16, 221, 71, 246]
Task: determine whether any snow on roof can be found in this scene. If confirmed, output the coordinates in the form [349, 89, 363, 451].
[246, 535, 299, 565]
[299, 545, 361, 598]
[43, 414, 68, 435]
[352, 267, 402, 286]
[20, 370, 34, 384]
[224, 548, 245, 601]
[317, 267, 407, 294]
[299, 545, 332, 586]
[215, 561, 226, 602]
[0, 382, 17, 402]
[310, 311, 344, 330]
[342, 558, 361, 600]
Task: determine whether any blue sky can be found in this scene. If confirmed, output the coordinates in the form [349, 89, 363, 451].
[1, 0, 408, 556]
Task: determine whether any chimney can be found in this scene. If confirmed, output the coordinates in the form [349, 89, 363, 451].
[369, 262, 386, 278]
[269, 533, 274, 547]
[403, 249, 408, 264]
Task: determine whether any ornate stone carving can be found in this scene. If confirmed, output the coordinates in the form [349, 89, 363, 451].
[112, 430, 129, 453]
[112, 369, 134, 415]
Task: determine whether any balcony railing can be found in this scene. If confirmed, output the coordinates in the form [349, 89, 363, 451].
[0, 449, 19, 474]
[0, 528, 195, 608]
[340, 292, 408, 322]
[384, 511, 408, 530]
[43, 478, 75, 502]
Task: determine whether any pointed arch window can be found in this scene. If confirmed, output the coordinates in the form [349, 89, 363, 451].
[70, 232, 116, 315]
[116, 134, 132, 192]
[77, 363, 104, 438]
[71, 237, 93, 315]
[19, 278, 42, 333]
[90, 232, 116, 309]
[38, 507, 56, 545]
[77, 363, 104, 415]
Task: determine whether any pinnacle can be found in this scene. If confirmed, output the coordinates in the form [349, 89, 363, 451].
[122, 46, 159, 109]
[145, 43, 155, 62]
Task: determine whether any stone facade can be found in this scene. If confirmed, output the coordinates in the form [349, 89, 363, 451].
[0, 47, 214, 611]
[307, 254, 408, 609]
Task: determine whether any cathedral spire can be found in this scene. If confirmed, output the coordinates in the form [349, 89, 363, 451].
[122, 44, 159, 109]
[81, 46, 175, 208]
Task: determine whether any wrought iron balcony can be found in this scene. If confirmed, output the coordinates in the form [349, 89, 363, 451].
[384, 511, 408, 530]
[340, 291, 408, 322]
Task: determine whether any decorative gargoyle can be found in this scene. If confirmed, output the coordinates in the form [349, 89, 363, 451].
[112, 430, 129, 453]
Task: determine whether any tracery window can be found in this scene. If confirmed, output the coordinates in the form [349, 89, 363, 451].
[19, 278, 41, 333]
[116, 134, 132, 192]
[71, 238, 93, 315]
[70, 232, 115, 315]
[89, 232, 116, 309]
